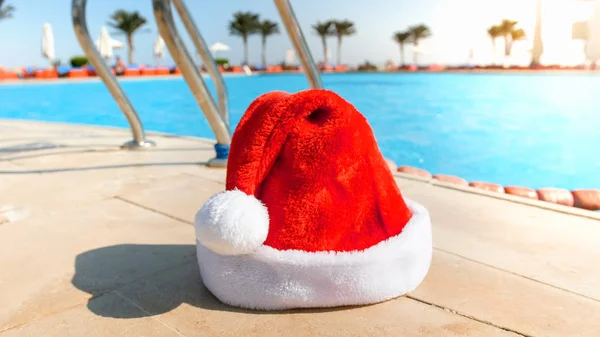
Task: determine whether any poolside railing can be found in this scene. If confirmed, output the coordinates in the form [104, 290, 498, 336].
[70, 0, 324, 162]
[274, 0, 323, 89]
[171, 0, 230, 128]
[72, 0, 155, 149]
[153, 0, 231, 167]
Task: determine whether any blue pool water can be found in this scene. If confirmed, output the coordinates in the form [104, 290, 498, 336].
[1, 73, 599, 189]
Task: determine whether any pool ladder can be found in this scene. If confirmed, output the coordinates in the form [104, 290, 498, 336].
[72, 0, 322, 167]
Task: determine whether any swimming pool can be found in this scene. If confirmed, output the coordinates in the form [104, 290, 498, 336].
[1, 73, 599, 189]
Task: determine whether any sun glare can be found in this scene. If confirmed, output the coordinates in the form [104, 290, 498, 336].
[459, 0, 594, 66]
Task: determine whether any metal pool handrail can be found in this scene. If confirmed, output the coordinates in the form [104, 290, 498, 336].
[274, 0, 323, 89]
[153, 0, 231, 166]
[171, 0, 229, 128]
[72, 0, 155, 149]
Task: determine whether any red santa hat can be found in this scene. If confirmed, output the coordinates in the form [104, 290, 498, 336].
[195, 89, 432, 310]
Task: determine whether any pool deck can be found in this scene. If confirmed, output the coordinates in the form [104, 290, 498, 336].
[1, 119, 599, 337]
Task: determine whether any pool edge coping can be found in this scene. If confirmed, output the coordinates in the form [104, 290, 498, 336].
[393, 171, 600, 221]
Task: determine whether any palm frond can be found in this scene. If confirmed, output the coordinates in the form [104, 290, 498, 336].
[258, 20, 279, 37]
[107, 10, 147, 36]
[487, 25, 501, 39]
[511, 28, 526, 41]
[408, 24, 432, 41]
[0, 0, 15, 20]
[393, 31, 411, 44]
[228, 11, 260, 38]
[312, 21, 334, 37]
[332, 20, 356, 37]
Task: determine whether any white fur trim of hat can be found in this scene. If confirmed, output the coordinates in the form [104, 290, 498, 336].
[194, 198, 432, 310]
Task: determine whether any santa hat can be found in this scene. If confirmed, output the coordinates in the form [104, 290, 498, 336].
[195, 89, 432, 310]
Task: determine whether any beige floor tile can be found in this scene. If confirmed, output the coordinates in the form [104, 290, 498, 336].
[119, 173, 225, 224]
[402, 183, 600, 301]
[0, 199, 195, 330]
[0, 162, 34, 224]
[113, 261, 518, 337]
[0, 150, 218, 224]
[0, 293, 181, 337]
[413, 250, 600, 337]
[184, 165, 228, 184]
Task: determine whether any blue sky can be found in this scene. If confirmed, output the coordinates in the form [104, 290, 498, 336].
[0, 0, 594, 68]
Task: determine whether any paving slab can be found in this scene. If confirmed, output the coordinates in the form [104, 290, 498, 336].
[0, 138, 219, 224]
[0, 199, 194, 331]
[412, 250, 600, 337]
[0, 293, 182, 337]
[401, 183, 600, 301]
[118, 173, 224, 224]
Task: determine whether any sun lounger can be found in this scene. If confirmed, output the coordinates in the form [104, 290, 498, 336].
[141, 68, 157, 76]
[35, 69, 58, 79]
[266, 66, 283, 73]
[156, 67, 170, 75]
[68, 68, 88, 78]
[124, 68, 141, 76]
[0, 70, 19, 80]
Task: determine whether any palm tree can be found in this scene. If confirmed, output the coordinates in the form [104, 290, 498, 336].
[258, 20, 279, 68]
[331, 20, 356, 66]
[508, 28, 526, 57]
[497, 19, 518, 61]
[312, 21, 334, 64]
[107, 10, 147, 65]
[393, 31, 411, 66]
[408, 24, 432, 65]
[229, 12, 260, 66]
[487, 25, 501, 65]
[0, 0, 15, 21]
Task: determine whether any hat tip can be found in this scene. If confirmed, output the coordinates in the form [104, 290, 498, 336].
[195, 189, 269, 256]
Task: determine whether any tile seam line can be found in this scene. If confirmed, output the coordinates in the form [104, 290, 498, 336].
[406, 295, 532, 337]
[180, 171, 226, 185]
[113, 291, 188, 337]
[114, 196, 193, 225]
[434, 248, 600, 304]
[0, 302, 87, 333]
[0, 260, 196, 334]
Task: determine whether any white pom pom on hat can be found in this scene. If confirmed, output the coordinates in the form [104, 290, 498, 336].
[194, 189, 270, 256]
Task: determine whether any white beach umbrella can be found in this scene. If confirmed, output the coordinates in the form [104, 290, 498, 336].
[95, 27, 124, 52]
[210, 42, 230, 59]
[109, 39, 124, 49]
[210, 42, 230, 53]
[41, 23, 55, 62]
[96, 26, 113, 59]
[153, 35, 166, 66]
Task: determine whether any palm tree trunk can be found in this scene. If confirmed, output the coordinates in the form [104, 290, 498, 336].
[413, 41, 419, 65]
[261, 36, 267, 68]
[242, 35, 249, 66]
[321, 36, 327, 64]
[127, 35, 134, 65]
[337, 36, 342, 66]
[504, 35, 510, 67]
[400, 44, 405, 66]
[491, 40, 496, 65]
